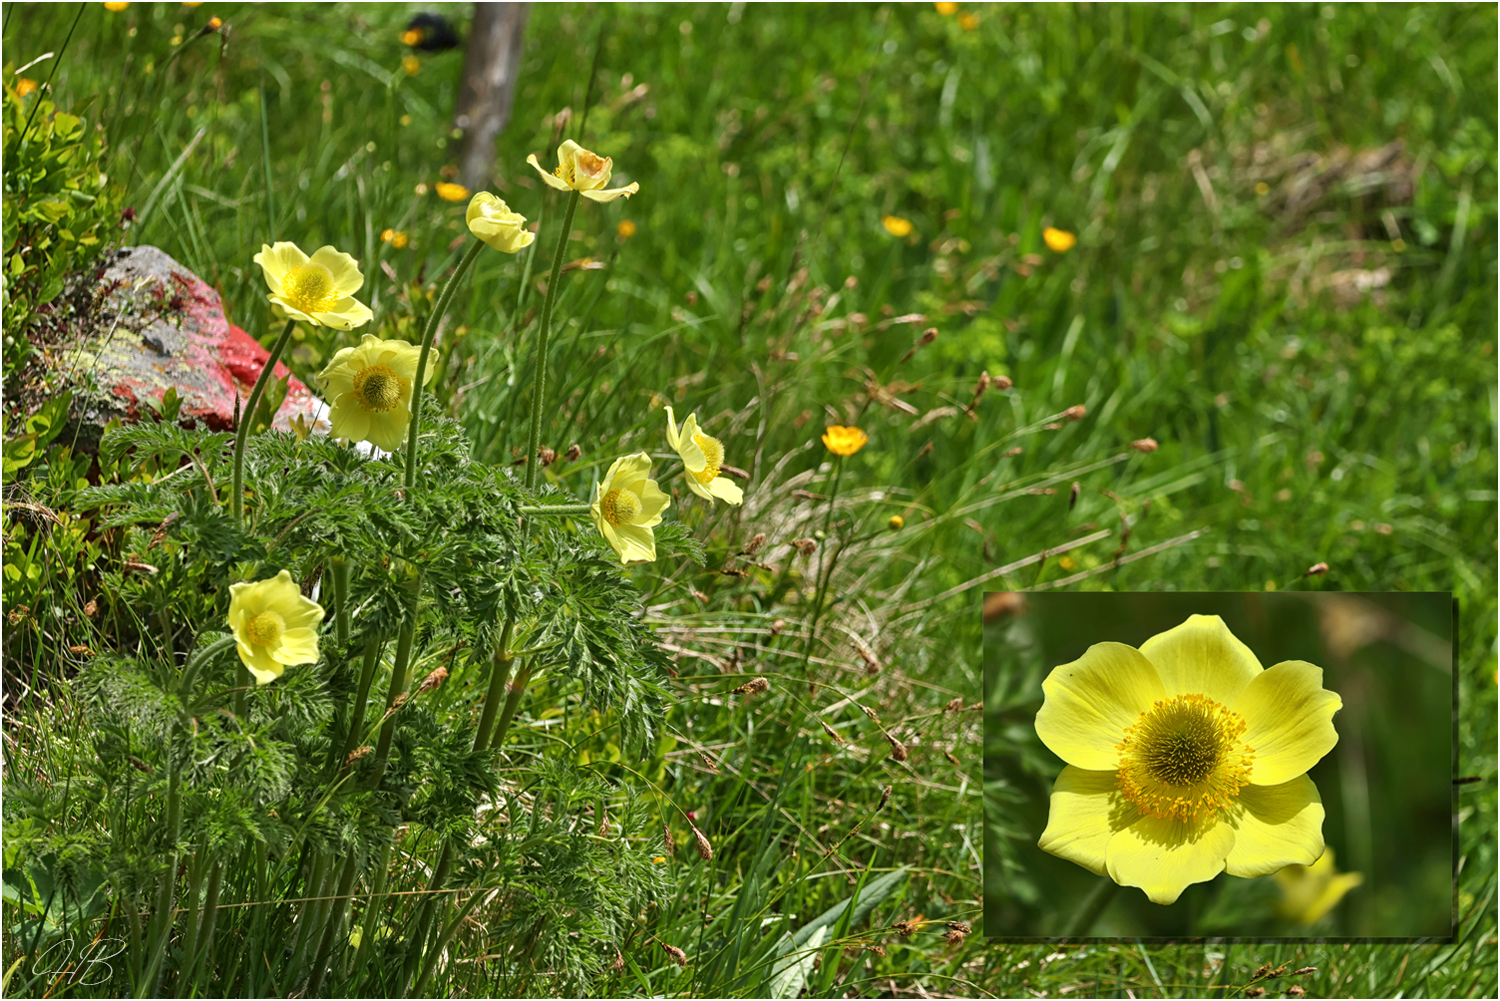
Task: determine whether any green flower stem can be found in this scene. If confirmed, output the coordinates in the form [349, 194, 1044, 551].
[178, 634, 237, 696]
[473, 619, 515, 753]
[233, 661, 249, 719]
[184, 860, 223, 988]
[489, 659, 533, 751]
[140, 757, 183, 997]
[404, 238, 486, 492]
[519, 502, 592, 515]
[525, 189, 582, 491]
[350, 839, 393, 986]
[285, 851, 330, 981]
[1063, 875, 1120, 938]
[305, 854, 359, 999]
[400, 842, 455, 994]
[231, 318, 297, 524]
[802, 454, 845, 668]
[178, 847, 208, 992]
[337, 635, 383, 771]
[330, 556, 351, 649]
[411, 887, 487, 997]
[372, 574, 422, 788]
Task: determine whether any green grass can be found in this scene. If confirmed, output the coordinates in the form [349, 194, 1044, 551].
[4, 2, 1496, 997]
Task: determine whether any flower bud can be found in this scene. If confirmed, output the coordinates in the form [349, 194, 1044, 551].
[466, 192, 536, 254]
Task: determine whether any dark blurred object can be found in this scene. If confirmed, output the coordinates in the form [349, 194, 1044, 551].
[402, 12, 462, 52]
[454, 3, 530, 191]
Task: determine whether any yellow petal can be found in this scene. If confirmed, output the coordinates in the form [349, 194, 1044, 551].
[708, 476, 743, 506]
[1105, 813, 1234, 904]
[1222, 775, 1325, 877]
[327, 395, 373, 444]
[272, 629, 320, 666]
[1035, 642, 1167, 771]
[614, 523, 657, 564]
[1138, 614, 1263, 705]
[605, 452, 654, 493]
[307, 246, 365, 297]
[254, 242, 307, 293]
[527, 153, 573, 192]
[267, 294, 318, 327]
[683, 477, 715, 502]
[365, 411, 411, 453]
[312, 297, 374, 330]
[664, 406, 682, 449]
[579, 183, 639, 203]
[1232, 660, 1341, 786]
[635, 478, 671, 526]
[1037, 765, 1130, 876]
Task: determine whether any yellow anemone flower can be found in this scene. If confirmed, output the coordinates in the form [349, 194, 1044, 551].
[435, 181, 469, 202]
[590, 452, 670, 565]
[527, 139, 639, 202]
[253, 242, 373, 330]
[228, 569, 325, 685]
[466, 192, 535, 254]
[664, 406, 743, 507]
[1274, 847, 1363, 925]
[1043, 226, 1077, 253]
[1035, 614, 1341, 905]
[316, 333, 433, 452]
[821, 425, 868, 457]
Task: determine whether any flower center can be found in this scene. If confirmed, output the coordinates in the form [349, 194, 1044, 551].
[600, 488, 641, 526]
[1116, 693, 1254, 823]
[352, 365, 404, 413]
[690, 432, 724, 485]
[245, 610, 285, 647]
[279, 262, 339, 314]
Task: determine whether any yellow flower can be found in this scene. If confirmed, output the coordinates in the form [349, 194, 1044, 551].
[665, 406, 743, 507]
[253, 242, 373, 330]
[316, 333, 433, 452]
[400, 27, 422, 46]
[14, 78, 37, 97]
[1274, 848, 1364, 925]
[958, 11, 979, 30]
[1043, 226, 1077, 253]
[887, 515, 904, 531]
[590, 452, 670, 565]
[465, 192, 535, 254]
[617, 219, 637, 239]
[882, 215, 914, 238]
[228, 569, 325, 685]
[527, 139, 639, 202]
[402, 55, 421, 76]
[380, 228, 409, 249]
[821, 425, 868, 457]
[103, 1, 130, 10]
[1035, 614, 1341, 905]
[435, 181, 469, 202]
[934, 1, 959, 13]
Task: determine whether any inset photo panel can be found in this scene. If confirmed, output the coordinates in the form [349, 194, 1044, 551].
[983, 591, 1454, 939]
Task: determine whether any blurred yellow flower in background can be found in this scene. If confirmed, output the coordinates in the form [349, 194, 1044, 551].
[1275, 848, 1363, 925]
[400, 27, 422, 46]
[528, 139, 639, 202]
[103, 2, 130, 10]
[1043, 226, 1077, 253]
[882, 215, 914, 238]
[254, 242, 373, 329]
[380, 228, 409, 249]
[403, 55, 421, 76]
[934, 2, 959, 13]
[317, 334, 432, 452]
[590, 453, 670, 565]
[14, 78, 37, 97]
[665, 406, 743, 507]
[822, 425, 868, 457]
[617, 219, 637, 239]
[1035, 614, 1341, 905]
[435, 181, 469, 202]
[958, 12, 980, 30]
[228, 570, 325, 685]
[466, 192, 535, 254]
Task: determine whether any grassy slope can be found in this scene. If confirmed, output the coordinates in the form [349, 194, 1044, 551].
[4, 1, 1496, 996]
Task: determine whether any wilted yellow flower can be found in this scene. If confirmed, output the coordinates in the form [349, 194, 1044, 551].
[465, 192, 535, 254]
[253, 242, 373, 330]
[1035, 614, 1341, 905]
[103, 1, 130, 10]
[228, 569, 325, 685]
[1043, 226, 1077, 253]
[380, 228, 409, 249]
[435, 181, 469, 202]
[934, 1, 959, 13]
[958, 11, 979, 30]
[316, 334, 433, 452]
[402, 55, 421, 76]
[665, 406, 743, 507]
[527, 139, 639, 202]
[1275, 848, 1363, 925]
[14, 78, 37, 97]
[590, 452, 670, 565]
[617, 219, 637, 239]
[882, 215, 914, 238]
[821, 425, 868, 457]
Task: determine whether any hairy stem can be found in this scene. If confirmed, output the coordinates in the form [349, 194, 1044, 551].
[524, 189, 582, 490]
[230, 318, 297, 523]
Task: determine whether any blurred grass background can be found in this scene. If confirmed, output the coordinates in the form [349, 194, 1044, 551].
[986, 592, 1454, 938]
[4, 1, 1496, 996]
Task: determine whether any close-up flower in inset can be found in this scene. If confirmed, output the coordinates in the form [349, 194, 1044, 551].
[665, 406, 743, 507]
[228, 569, 325, 685]
[821, 425, 868, 456]
[1035, 614, 1342, 904]
[527, 139, 639, 202]
[316, 333, 432, 452]
[253, 242, 373, 330]
[590, 452, 670, 565]
[1043, 226, 1078, 252]
[1275, 847, 1364, 925]
[465, 192, 535, 254]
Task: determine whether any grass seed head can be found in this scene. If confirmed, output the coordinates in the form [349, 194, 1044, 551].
[662, 943, 688, 967]
[1130, 437, 1160, 452]
[417, 666, 448, 694]
[691, 824, 713, 860]
[887, 735, 909, 762]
